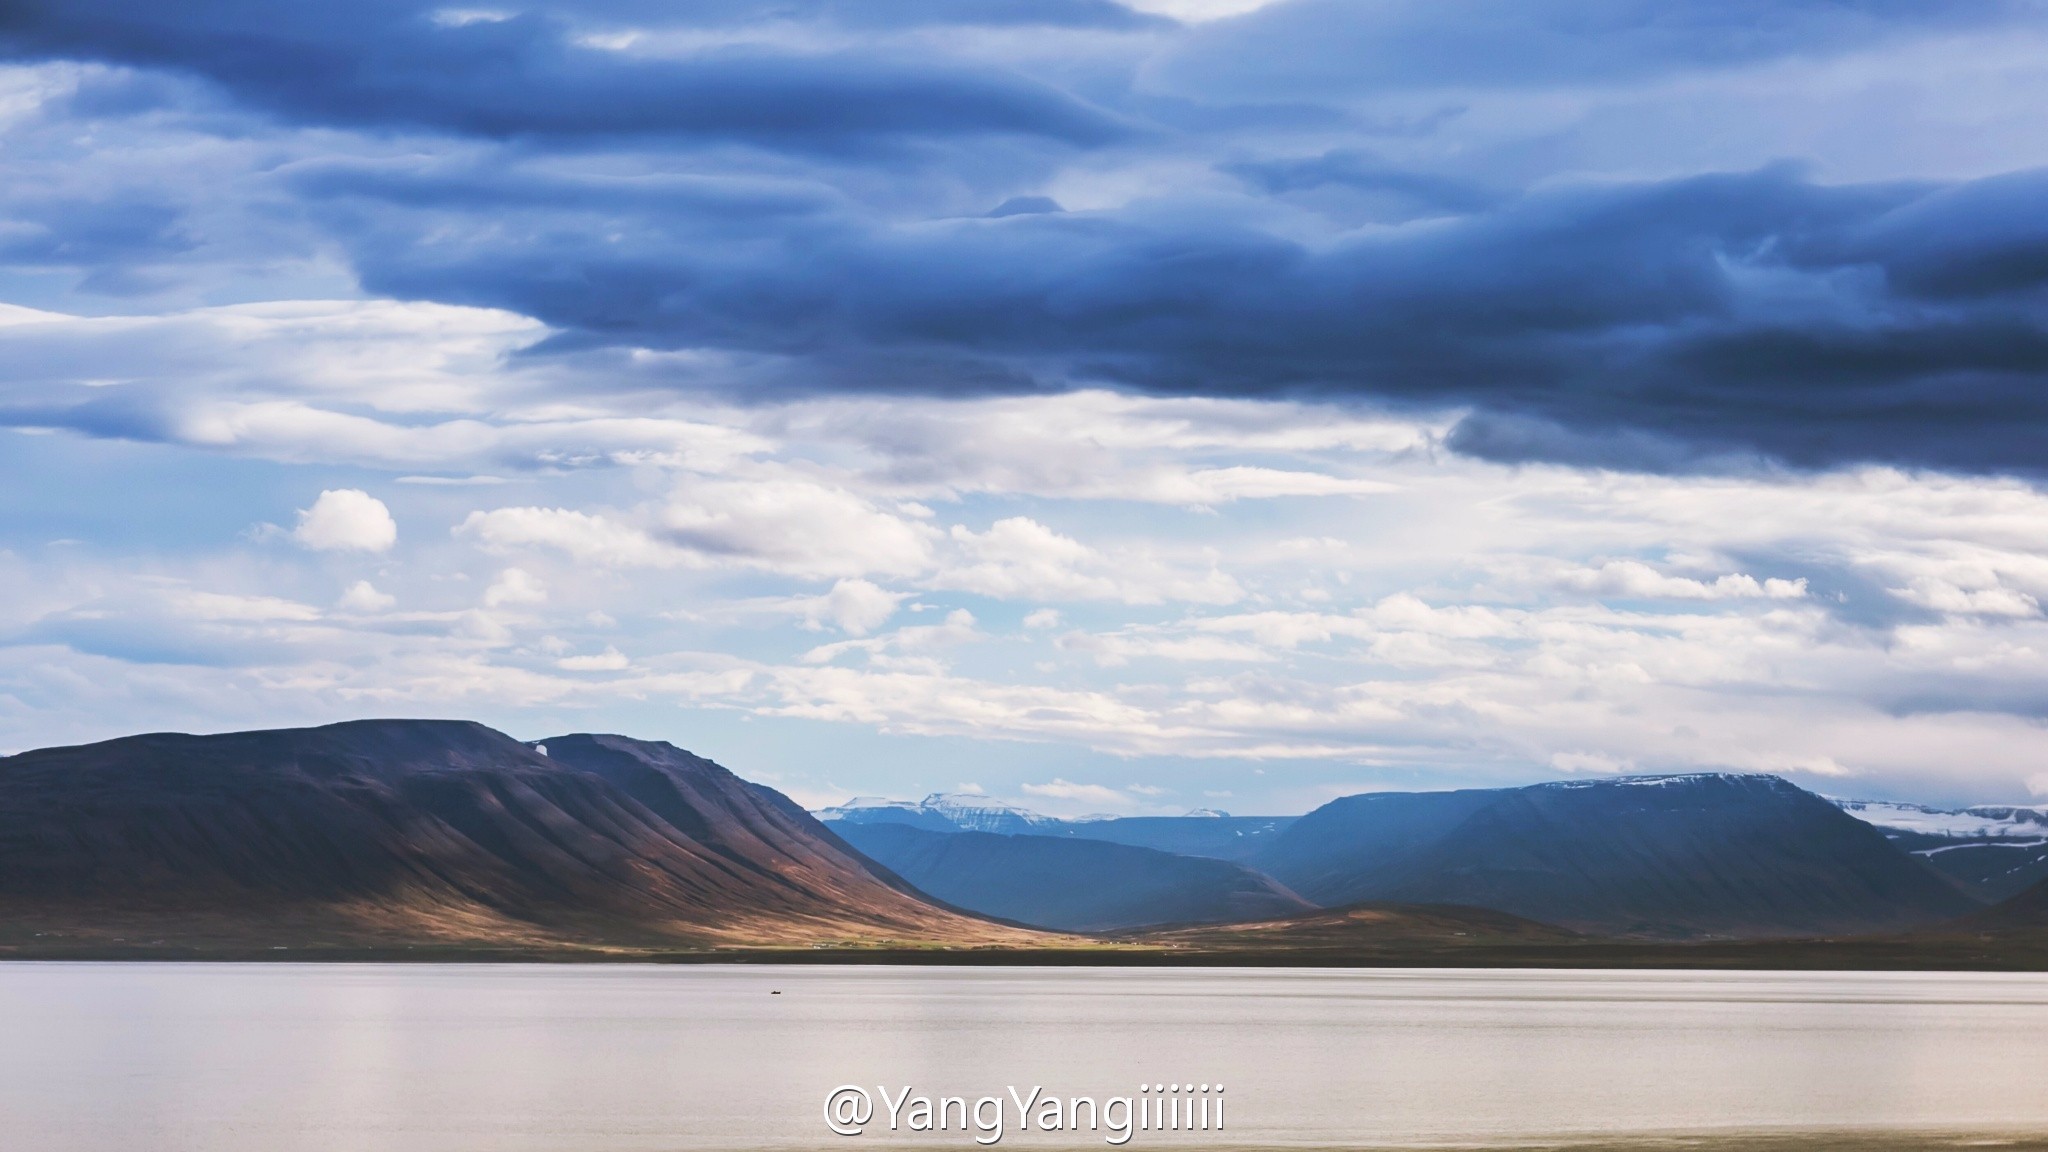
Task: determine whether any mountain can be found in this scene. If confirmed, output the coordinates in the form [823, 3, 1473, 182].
[1251, 787, 1508, 896]
[1252, 774, 1977, 939]
[831, 823, 1313, 932]
[817, 796, 1297, 862]
[1956, 877, 2048, 937]
[818, 793, 1069, 835]
[0, 720, 1037, 953]
[1050, 815, 1296, 862]
[1836, 799, 2048, 903]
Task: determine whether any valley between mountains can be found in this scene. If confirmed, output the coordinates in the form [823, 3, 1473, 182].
[3, 719, 2046, 967]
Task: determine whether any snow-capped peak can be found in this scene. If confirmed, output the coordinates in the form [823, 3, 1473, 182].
[812, 792, 1059, 834]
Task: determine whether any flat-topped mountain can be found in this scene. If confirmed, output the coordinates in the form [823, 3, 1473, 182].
[0, 720, 1037, 952]
[1252, 774, 1976, 938]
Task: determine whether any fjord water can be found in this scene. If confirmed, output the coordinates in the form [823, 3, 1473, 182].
[4, 965, 2048, 1151]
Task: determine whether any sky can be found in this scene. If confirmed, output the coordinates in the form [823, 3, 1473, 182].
[4, 0, 2048, 814]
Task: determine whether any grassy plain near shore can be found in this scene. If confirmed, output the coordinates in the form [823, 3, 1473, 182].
[6, 930, 2048, 969]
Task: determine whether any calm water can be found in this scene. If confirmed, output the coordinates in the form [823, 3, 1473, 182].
[2, 964, 2047, 1151]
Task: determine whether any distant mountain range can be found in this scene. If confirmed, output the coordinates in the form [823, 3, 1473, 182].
[833, 822, 1311, 932]
[823, 775, 1994, 938]
[821, 794, 1295, 861]
[819, 793, 1076, 836]
[0, 721, 1037, 952]
[1245, 775, 1973, 937]
[4, 718, 2047, 959]
[1832, 799, 2048, 902]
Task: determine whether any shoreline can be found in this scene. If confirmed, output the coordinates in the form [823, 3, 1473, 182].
[4, 936, 2046, 969]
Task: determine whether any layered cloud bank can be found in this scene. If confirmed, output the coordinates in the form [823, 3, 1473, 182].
[3, 1, 2048, 808]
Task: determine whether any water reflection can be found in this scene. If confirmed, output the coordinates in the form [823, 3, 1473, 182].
[1, 964, 2045, 1151]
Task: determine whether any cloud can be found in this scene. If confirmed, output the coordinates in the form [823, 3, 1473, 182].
[937, 516, 1240, 604]
[1561, 560, 1808, 602]
[791, 391, 1429, 503]
[0, 299, 787, 472]
[336, 580, 395, 612]
[661, 476, 936, 578]
[1144, 466, 1397, 505]
[1019, 777, 1133, 808]
[1150, 0, 2021, 101]
[292, 489, 397, 552]
[557, 644, 628, 671]
[1, 1, 1134, 149]
[791, 578, 906, 636]
[174, 590, 321, 622]
[1057, 628, 1273, 666]
[458, 507, 684, 568]
[14, 0, 2048, 811]
[287, 157, 2048, 476]
[483, 567, 548, 607]
[8, 6, 2048, 478]
[1549, 751, 1630, 775]
[1892, 576, 2039, 618]
[801, 607, 979, 665]
[1196, 610, 1375, 649]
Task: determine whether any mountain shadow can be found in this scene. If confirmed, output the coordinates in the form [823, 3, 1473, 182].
[834, 822, 1313, 932]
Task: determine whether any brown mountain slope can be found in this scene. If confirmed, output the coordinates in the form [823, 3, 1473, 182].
[0, 720, 1042, 952]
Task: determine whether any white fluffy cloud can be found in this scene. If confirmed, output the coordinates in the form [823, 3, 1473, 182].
[336, 580, 395, 612]
[557, 646, 629, 672]
[458, 508, 683, 569]
[292, 490, 397, 553]
[661, 476, 937, 579]
[793, 579, 907, 636]
[1561, 561, 1808, 601]
[1019, 778, 1143, 813]
[18, 369, 2048, 806]
[483, 568, 548, 608]
[936, 517, 1241, 605]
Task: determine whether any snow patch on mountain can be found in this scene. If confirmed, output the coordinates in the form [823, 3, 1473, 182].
[1539, 772, 1790, 790]
[1835, 799, 2048, 840]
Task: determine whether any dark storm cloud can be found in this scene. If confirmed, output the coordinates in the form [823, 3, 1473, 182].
[516, 0, 1159, 31]
[287, 159, 2048, 472]
[1820, 169, 2048, 301]
[1224, 150, 1504, 215]
[1153, 0, 2033, 101]
[0, 197, 194, 266]
[0, 0, 1133, 148]
[9, 0, 2048, 474]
